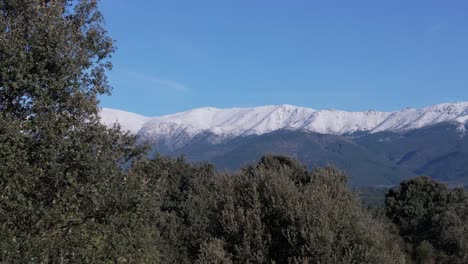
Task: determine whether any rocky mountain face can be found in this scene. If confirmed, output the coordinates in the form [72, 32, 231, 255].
[101, 103, 468, 185]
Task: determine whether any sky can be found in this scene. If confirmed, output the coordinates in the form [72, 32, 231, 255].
[98, 0, 468, 116]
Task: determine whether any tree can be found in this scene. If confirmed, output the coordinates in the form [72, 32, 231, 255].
[206, 156, 405, 263]
[385, 176, 449, 245]
[385, 176, 468, 263]
[0, 0, 159, 262]
[0, 0, 113, 120]
[131, 156, 217, 264]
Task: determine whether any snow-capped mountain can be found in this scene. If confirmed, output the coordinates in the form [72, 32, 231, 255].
[101, 102, 468, 148]
[100, 108, 150, 134]
[100, 102, 468, 185]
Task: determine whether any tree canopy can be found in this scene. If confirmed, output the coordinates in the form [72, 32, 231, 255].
[386, 176, 468, 263]
[0, 0, 158, 262]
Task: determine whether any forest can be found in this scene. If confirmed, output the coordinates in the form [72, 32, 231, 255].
[0, 1, 467, 263]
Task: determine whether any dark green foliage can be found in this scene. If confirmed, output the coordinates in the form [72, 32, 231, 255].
[0, 115, 158, 262]
[1, 108, 160, 262]
[386, 176, 468, 263]
[0, 0, 159, 262]
[252, 154, 310, 185]
[129, 155, 406, 263]
[132, 156, 217, 264]
[205, 156, 405, 263]
[0, 0, 113, 120]
[385, 176, 449, 244]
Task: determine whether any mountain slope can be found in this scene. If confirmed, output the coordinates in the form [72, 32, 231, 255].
[101, 102, 468, 147]
[170, 130, 414, 185]
[164, 123, 468, 186]
[100, 102, 468, 185]
[356, 122, 468, 184]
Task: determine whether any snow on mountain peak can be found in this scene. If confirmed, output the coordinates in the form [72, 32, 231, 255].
[100, 102, 468, 149]
[100, 108, 150, 134]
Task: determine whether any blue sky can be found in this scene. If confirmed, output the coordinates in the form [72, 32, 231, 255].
[98, 0, 468, 116]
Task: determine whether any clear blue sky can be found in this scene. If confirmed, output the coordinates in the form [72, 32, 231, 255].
[98, 0, 468, 116]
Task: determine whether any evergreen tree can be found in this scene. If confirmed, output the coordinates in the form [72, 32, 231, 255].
[131, 156, 216, 264]
[0, 0, 159, 262]
[0, 0, 112, 120]
[385, 176, 468, 263]
[204, 156, 405, 263]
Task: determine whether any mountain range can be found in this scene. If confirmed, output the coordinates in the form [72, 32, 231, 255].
[101, 102, 468, 186]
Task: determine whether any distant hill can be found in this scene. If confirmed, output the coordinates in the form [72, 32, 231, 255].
[101, 102, 468, 185]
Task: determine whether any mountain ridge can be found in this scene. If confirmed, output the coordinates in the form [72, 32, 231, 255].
[100, 102, 468, 185]
[101, 102, 468, 144]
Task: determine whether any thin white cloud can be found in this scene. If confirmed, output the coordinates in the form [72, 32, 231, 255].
[124, 70, 188, 92]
